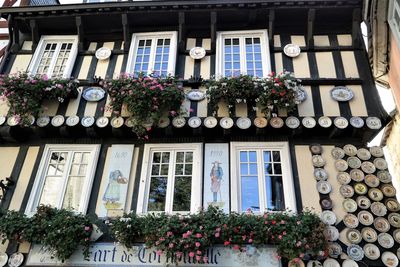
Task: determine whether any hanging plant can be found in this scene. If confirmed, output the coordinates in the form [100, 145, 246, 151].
[104, 73, 185, 139]
[0, 72, 79, 126]
[109, 207, 328, 264]
[205, 72, 304, 118]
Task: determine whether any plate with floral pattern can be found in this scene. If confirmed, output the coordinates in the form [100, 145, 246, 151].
[343, 198, 357, 213]
[386, 198, 400, 212]
[340, 185, 354, 198]
[393, 229, 400, 243]
[350, 169, 364, 182]
[335, 159, 348, 172]
[361, 227, 378, 243]
[382, 251, 399, 267]
[358, 210, 374, 226]
[357, 148, 371, 161]
[344, 213, 359, 228]
[382, 184, 397, 197]
[321, 210, 337, 225]
[371, 202, 387, 217]
[356, 196, 371, 210]
[361, 161, 376, 174]
[374, 217, 390, 232]
[317, 181, 332, 194]
[347, 228, 362, 244]
[343, 144, 358, 156]
[368, 188, 383, 201]
[363, 244, 380, 260]
[337, 172, 351, 185]
[347, 157, 362, 169]
[370, 146, 384, 158]
[342, 259, 358, 267]
[328, 242, 342, 258]
[323, 258, 340, 267]
[331, 147, 345, 159]
[365, 174, 380, 188]
[378, 233, 394, 249]
[388, 213, 400, 228]
[307, 260, 323, 267]
[354, 183, 368, 195]
[378, 170, 392, 183]
[324, 226, 339, 242]
[347, 244, 364, 261]
[374, 158, 388, 170]
[314, 168, 328, 181]
[312, 155, 326, 167]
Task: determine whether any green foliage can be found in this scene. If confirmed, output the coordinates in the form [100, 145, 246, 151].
[206, 72, 303, 117]
[0, 206, 93, 262]
[104, 73, 185, 139]
[109, 207, 328, 264]
[0, 72, 79, 125]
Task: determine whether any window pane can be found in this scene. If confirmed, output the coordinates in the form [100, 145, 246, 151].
[224, 38, 241, 77]
[39, 176, 63, 207]
[265, 175, 285, 211]
[148, 177, 167, 211]
[134, 38, 152, 74]
[241, 176, 259, 212]
[245, 37, 263, 76]
[52, 42, 73, 78]
[153, 38, 170, 76]
[173, 176, 191, 211]
[62, 176, 84, 211]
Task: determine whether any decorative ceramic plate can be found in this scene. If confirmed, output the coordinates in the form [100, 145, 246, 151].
[331, 147, 345, 159]
[337, 172, 351, 185]
[323, 258, 340, 267]
[65, 115, 79, 127]
[328, 242, 342, 258]
[236, 117, 252, 129]
[374, 158, 388, 170]
[378, 233, 395, 249]
[51, 115, 65, 127]
[350, 116, 365, 129]
[288, 259, 305, 267]
[388, 213, 400, 228]
[370, 146, 384, 158]
[361, 161, 376, 174]
[36, 116, 50, 127]
[371, 202, 387, 217]
[189, 47, 206, 59]
[335, 159, 348, 172]
[307, 260, 323, 267]
[354, 183, 368, 195]
[0, 252, 8, 267]
[96, 116, 109, 128]
[330, 86, 354, 101]
[294, 86, 308, 103]
[204, 116, 218, 128]
[386, 198, 400, 212]
[317, 181, 332, 194]
[363, 243, 380, 260]
[374, 217, 390, 233]
[343, 144, 358, 156]
[95, 46, 111, 60]
[314, 168, 328, 181]
[356, 196, 371, 210]
[382, 184, 397, 197]
[393, 229, 400, 243]
[302, 117, 316, 128]
[378, 170, 392, 183]
[82, 87, 105, 102]
[340, 185, 354, 198]
[334, 116, 348, 129]
[254, 117, 268, 128]
[347, 244, 364, 261]
[342, 259, 358, 267]
[366, 117, 382, 130]
[344, 213, 359, 228]
[81, 116, 95, 127]
[382, 251, 399, 267]
[312, 155, 326, 168]
[283, 43, 301, 57]
[347, 228, 362, 244]
[124, 117, 135, 128]
[358, 210, 374, 226]
[285, 116, 300, 129]
[220, 117, 234, 129]
[310, 144, 323, 155]
[350, 169, 364, 182]
[343, 198, 357, 213]
[361, 227, 378, 243]
[320, 198, 333, 210]
[321, 210, 336, 225]
[357, 148, 371, 161]
[368, 188, 384, 201]
[188, 116, 202, 128]
[171, 116, 186, 128]
[347, 157, 362, 169]
[7, 252, 23, 267]
[157, 117, 170, 128]
[365, 174, 380, 188]
[270, 117, 284, 128]
[324, 226, 339, 241]
[110, 117, 124, 128]
[318, 116, 332, 128]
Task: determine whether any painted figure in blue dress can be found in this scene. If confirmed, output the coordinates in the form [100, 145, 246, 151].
[210, 161, 223, 202]
[103, 169, 126, 206]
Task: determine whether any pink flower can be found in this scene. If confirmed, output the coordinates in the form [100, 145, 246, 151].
[296, 241, 302, 247]
[271, 220, 276, 225]
[242, 235, 247, 240]
[280, 220, 286, 225]
[159, 237, 165, 241]
[188, 252, 195, 258]
[297, 221, 301, 225]
[233, 245, 240, 251]
[156, 250, 163, 256]
[248, 239, 253, 243]
[196, 255, 202, 261]
[214, 232, 220, 238]
[224, 241, 230, 246]
[282, 231, 286, 236]
[169, 243, 174, 248]
[84, 226, 91, 231]
[196, 233, 202, 238]
[216, 227, 221, 232]
[167, 231, 173, 237]
[195, 242, 201, 247]
[176, 252, 183, 258]
[299, 253, 305, 259]
[278, 235, 283, 240]
[169, 110, 177, 116]
[203, 256, 209, 263]
[196, 250, 202, 255]
[293, 258, 300, 263]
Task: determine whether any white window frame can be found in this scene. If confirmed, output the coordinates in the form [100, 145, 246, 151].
[216, 30, 271, 78]
[136, 143, 203, 214]
[230, 142, 296, 213]
[126, 31, 178, 76]
[25, 144, 101, 216]
[28, 35, 79, 78]
[389, 0, 400, 47]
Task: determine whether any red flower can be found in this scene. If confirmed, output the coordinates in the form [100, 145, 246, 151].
[224, 241, 230, 246]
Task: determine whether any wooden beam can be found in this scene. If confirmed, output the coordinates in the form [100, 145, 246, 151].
[29, 19, 38, 51]
[268, 10, 275, 46]
[211, 11, 217, 53]
[307, 9, 315, 48]
[352, 8, 361, 48]
[178, 12, 185, 52]
[75, 16, 84, 52]
[10, 20, 19, 53]
[122, 13, 130, 52]
[248, 10, 257, 25]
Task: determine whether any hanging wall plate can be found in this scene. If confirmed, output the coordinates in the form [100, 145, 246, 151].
[283, 43, 301, 57]
[189, 47, 206, 59]
[82, 87, 106, 102]
[95, 47, 112, 60]
[203, 116, 218, 128]
[330, 86, 354, 101]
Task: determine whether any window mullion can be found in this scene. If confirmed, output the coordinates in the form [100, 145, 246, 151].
[148, 38, 158, 74]
[240, 37, 247, 75]
[257, 149, 266, 212]
[47, 42, 62, 77]
[165, 150, 175, 213]
[57, 151, 73, 209]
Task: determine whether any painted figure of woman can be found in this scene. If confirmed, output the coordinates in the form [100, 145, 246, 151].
[103, 169, 125, 205]
[210, 161, 223, 202]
